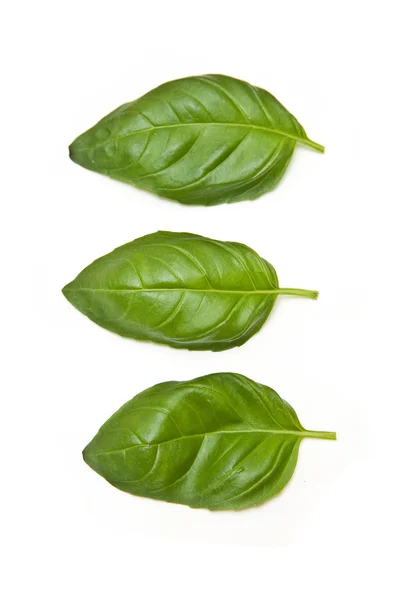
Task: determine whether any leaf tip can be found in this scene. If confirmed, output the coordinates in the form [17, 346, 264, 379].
[69, 138, 86, 165]
[61, 284, 70, 299]
[82, 444, 90, 463]
[82, 443, 97, 470]
[68, 141, 77, 162]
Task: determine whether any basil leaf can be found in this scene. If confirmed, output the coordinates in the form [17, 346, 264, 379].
[69, 74, 323, 205]
[83, 373, 335, 510]
[62, 231, 318, 351]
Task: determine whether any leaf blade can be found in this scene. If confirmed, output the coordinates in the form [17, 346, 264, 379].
[62, 231, 317, 351]
[83, 373, 335, 510]
[69, 75, 323, 205]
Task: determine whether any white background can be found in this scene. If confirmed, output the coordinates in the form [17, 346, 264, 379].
[2, 0, 399, 598]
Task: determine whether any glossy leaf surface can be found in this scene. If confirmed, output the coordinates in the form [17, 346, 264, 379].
[83, 373, 336, 510]
[62, 231, 318, 351]
[69, 74, 323, 205]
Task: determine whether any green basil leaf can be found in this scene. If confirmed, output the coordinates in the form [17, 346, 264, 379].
[69, 74, 323, 205]
[62, 231, 318, 351]
[83, 373, 335, 510]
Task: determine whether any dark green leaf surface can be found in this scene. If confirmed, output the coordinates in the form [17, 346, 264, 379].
[62, 231, 318, 351]
[84, 373, 336, 510]
[69, 74, 323, 205]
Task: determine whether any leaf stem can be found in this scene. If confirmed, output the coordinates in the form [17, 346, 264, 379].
[302, 138, 325, 153]
[305, 430, 337, 440]
[278, 288, 319, 300]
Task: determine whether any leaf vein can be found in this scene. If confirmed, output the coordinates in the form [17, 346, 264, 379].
[196, 438, 268, 499]
[153, 292, 186, 330]
[198, 76, 251, 123]
[211, 440, 291, 506]
[148, 243, 213, 288]
[133, 130, 205, 180]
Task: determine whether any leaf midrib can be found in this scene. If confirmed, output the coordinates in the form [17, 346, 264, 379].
[88, 428, 316, 457]
[74, 122, 320, 153]
[65, 287, 280, 295]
